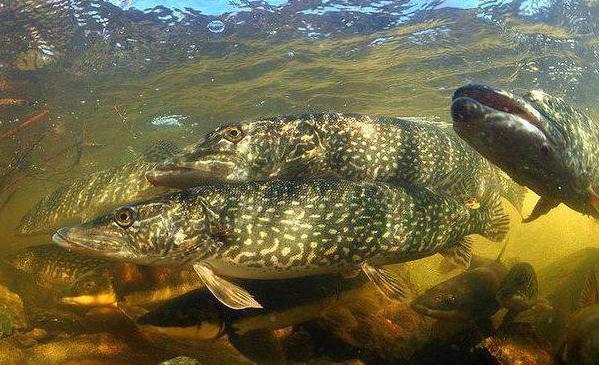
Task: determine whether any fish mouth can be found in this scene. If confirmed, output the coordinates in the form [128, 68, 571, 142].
[411, 303, 468, 321]
[145, 153, 247, 188]
[53, 227, 123, 258]
[451, 84, 549, 142]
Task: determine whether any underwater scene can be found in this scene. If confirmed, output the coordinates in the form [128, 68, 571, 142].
[1, 0, 599, 364]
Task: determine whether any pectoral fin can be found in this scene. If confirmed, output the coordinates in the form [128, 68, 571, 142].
[577, 268, 598, 310]
[439, 237, 473, 270]
[360, 262, 410, 302]
[522, 197, 559, 223]
[193, 263, 263, 310]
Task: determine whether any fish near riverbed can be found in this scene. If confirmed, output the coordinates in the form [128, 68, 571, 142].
[53, 178, 509, 310]
[411, 246, 538, 333]
[137, 275, 370, 364]
[7, 244, 117, 307]
[146, 112, 525, 212]
[451, 84, 599, 222]
[17, 141, 180, 236]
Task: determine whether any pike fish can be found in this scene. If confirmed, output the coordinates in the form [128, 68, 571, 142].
[7, 244, 117, 307]
[451, 84, 599, 222]
[53, 178, 509, 310]
[145, 112, 525, 212]
[411, 246, 538, 330]
[17, 141, 179, 236]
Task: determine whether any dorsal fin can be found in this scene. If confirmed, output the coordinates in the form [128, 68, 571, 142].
[578, 268, 599, 309]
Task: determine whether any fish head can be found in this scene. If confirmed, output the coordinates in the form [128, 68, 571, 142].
[452, 84, 596, 211]
[53, 195, 217, 266]
[411, 275, 473, 322]
[146, 118, 325, 188]
[60, 270, 117, 307]
[496, 262, 538, 313]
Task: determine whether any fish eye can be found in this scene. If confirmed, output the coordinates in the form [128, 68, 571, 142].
[222, 126, 244, 143]
[440, 294, 456, 307]
[114, 206, 136, 228]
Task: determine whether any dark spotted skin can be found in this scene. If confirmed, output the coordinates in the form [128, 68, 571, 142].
[56, 179, 504, 280]
[17, 142, 180, 236]
[7, 244, 114, 298]
[149, 113, 525, 212]
[452, 86, 599, 218]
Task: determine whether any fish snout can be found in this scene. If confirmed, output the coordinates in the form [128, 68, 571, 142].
[451, 96, 485, 128]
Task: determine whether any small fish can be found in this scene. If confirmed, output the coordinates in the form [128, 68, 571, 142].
[145, 112, 526, 212]
[17, 141, 180, 236]
[7, 244, 117, 307]
[53, 178, 509, 310]
[451, 84, 599, 222]
[556, 268, 599, 365]
[137, 275, 369, 364]
[411, 246, 538, 329]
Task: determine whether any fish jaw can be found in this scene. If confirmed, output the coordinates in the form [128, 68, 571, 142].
[146, 153, 249, 188]
[451, 84, 572, 201]
[411, 303, 469, 322]
[53, 226, 131, 261]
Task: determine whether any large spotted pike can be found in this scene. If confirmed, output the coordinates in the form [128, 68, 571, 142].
[53, 178, 509, 310]
[452, 84, 599, 221]
[17, 141, 180, 236]
[145, 112, 526, 212]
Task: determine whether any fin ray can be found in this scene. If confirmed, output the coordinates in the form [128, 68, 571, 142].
[360, 262, 410, 302]
[578, 268, 599, 309]
[522, 197, 559, 223]
[440, 236, 473, 269]
[193, 263, 263, 310]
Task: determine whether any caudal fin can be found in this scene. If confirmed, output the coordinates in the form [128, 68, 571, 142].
[474, 196, 510, 242]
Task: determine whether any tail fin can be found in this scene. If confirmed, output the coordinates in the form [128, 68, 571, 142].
[472, 196, 510, 242]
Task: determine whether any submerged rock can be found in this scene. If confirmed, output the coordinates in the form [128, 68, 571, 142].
[476, 324, 554, 365]
[0, 284, 27, 337]
[22, 332, 155, 364]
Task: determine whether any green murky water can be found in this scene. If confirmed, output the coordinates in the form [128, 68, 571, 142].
[1, 1, 599, 364]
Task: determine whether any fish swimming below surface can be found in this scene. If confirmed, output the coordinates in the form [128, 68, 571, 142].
[17, 141, 180, 236]
[451, 84, 599, 222]
[556, 268, 599, 365]
[7, 244, 117, 307]
[137, 274, 370, 364]
[6, 244, 201, 308]
[411, 248, 538, 332]
[53, 178, 509, 310]
[145, 112, 526, 213]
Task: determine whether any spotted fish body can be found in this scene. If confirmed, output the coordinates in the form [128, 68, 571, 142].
[147, 113, 525, 212]
[54, 178, 509, 309]
[7, 244, 116, 306]
[17, 141, 180, 236]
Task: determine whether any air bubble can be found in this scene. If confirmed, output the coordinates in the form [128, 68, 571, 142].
[207, 20, 225, 33]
